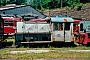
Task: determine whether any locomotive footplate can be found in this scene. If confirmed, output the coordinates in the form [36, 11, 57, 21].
[21, 41, 52, 44]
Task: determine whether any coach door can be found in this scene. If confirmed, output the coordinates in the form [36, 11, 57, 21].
[53, 22, 73, 42]
[53, 22, 64, 41]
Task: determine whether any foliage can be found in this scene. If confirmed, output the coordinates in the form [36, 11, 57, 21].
[75, 3, 83, 11]
[0, 0, 27, 6]
[0, 0, 89, 10]
[31, 0, 84, 10]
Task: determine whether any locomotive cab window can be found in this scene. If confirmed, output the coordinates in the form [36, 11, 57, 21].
[80, 23, 83, 31]
[53, 23, 63, 31]
[4, 20, 13, 26]
[64, 23, 70, 30]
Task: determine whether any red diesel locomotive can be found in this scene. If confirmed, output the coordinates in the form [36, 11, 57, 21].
[1, 14, 24, 37]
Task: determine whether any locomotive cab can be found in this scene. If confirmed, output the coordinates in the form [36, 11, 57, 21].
[50, 16, 74, 43]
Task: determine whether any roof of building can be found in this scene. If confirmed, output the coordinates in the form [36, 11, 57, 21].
[0, 4, 25, 11]
[0, 4, 46, 18]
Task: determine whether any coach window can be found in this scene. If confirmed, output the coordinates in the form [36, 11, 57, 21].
[53, 23, 63, 30]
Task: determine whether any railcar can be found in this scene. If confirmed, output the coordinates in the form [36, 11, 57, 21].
[73, 19, 90, 45]
[71, 18, 90, 46]
[15, 16, 74, 46]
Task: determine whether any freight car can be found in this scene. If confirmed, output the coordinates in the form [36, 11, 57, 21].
[15, 16, 74, 46]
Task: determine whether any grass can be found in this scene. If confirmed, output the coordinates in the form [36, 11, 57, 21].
[2, 38, 90, 60]
[0, 47, 90, 60]
[6, 38, 15, 44]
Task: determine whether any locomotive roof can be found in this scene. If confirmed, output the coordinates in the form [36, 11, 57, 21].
[72, 18, 82, 20]
[74, 20, 82, 23]
[1, 14, 16, 17]
[2, 17, 20, 21]
[50, 16, 74, 22]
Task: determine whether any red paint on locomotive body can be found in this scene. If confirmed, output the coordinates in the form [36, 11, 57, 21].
[88, 37, 90, 43]
[73, 19, 90, 45]
[73, 20, 82, 33]
[29, 18, 45, 22]
[74, 20, 81, 23]
[3, 17, 20, 21]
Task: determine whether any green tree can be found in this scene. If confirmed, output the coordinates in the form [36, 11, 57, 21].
[0, 0, 89, 10]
